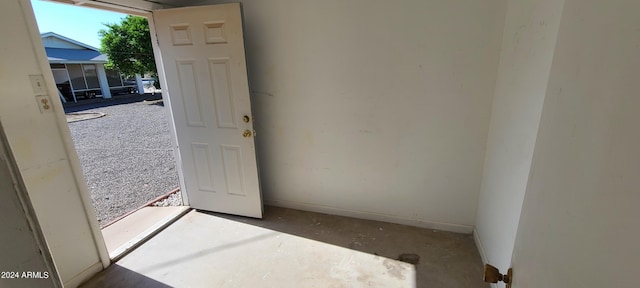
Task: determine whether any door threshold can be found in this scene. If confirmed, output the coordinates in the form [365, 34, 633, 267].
[101, 206, 191, 261]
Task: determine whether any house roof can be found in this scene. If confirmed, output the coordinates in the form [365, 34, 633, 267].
[40, 32, 100, 51]
[40, 32, 107, 64]
[45, 48, 107, 63]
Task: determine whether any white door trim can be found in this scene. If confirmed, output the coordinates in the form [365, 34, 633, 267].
[20, 0, 111, 269]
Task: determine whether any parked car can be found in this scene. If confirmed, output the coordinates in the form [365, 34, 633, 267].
[57, 80, 138, 101]
[110, 79, 138, 95]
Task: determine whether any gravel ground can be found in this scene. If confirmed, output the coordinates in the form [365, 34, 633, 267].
[66, 96, 181, 226]
[151, 191, 183, 207]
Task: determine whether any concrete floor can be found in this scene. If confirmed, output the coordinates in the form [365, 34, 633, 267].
[82, 206, 488, 288]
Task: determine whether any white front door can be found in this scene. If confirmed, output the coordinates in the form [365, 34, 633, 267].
[152, 4, 262, 218]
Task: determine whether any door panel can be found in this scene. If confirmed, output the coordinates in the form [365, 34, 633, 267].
[153, 4, 262, 218]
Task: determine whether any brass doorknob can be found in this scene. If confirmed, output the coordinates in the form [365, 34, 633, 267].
[242, 130, 252, 138]
[483, 264, 512, 288]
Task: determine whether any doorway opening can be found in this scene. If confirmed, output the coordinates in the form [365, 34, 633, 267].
[31, 0, 266, 266]
[31, 0, 187, 259]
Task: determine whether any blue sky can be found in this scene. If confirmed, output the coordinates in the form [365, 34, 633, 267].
[31, 0, 128, 48]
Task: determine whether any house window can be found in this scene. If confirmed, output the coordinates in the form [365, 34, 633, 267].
[67, 64, 86, 90]
[106, 68, 124, 87]
[83, 64, 100, 89]
[50, 69, 69, 85]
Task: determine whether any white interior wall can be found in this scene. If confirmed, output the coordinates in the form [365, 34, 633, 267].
[1, 0, 512, 286]
[195, 0, 506, 232]
[0, 1, 107, 287]
[511, 0, 640, 286]
[473, 0, 565, 278]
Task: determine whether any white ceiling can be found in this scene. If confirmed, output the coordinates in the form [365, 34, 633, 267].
[49, 0, 215, 14]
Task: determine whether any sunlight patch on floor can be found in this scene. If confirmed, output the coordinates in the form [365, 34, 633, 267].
[87, 210, 416, 287]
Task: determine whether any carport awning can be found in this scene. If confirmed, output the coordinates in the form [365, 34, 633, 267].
[45, 47, 107, 63]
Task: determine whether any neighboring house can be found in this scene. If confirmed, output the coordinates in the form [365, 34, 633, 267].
[41, 32, 144, 102]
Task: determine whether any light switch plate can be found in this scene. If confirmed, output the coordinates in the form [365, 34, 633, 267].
[29, 75, 47, 95]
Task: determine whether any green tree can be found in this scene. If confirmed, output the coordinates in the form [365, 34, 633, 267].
[99, 16, 157, 80]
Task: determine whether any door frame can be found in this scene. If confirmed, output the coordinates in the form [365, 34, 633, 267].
[0, 120, 64, 287]
[27, 1, 194, 271]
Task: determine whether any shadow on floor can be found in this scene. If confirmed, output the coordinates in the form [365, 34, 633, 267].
[81, 264, 172, 288]
[200, 206, 488, 288]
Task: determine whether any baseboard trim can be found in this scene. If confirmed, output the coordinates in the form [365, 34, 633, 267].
[473, 228, 499, 288]
[473, 227, 489, 264]
[264, 198, 473, 234]
[63, 261, 103, 288]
